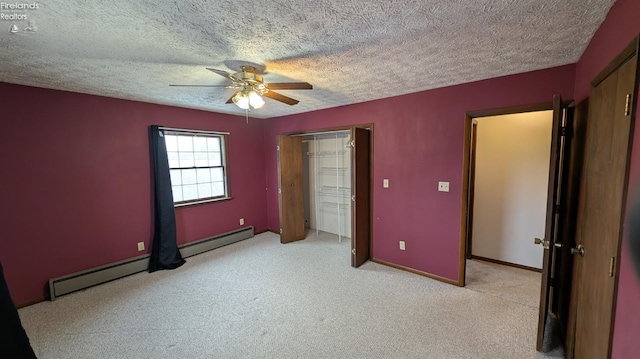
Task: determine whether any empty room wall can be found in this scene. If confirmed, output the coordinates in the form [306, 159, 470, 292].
[471, 111, 552, 269]
[0, 83, 268, 306]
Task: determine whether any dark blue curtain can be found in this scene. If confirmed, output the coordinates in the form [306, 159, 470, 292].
[0, 262, 37, 358]
[149, 126, 185, 272]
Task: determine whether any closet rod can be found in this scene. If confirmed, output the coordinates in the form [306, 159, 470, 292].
[292, 130, 350, 137]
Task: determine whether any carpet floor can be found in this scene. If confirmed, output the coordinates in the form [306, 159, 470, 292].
[18, 231, 561, 358]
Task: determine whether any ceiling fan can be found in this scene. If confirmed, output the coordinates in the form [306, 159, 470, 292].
[170, 66, 313, 110]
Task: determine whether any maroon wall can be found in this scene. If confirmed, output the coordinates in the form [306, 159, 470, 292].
[264, 65, 575, 282]
[573, 0, 640, 357]
[0, 83, 268, 306]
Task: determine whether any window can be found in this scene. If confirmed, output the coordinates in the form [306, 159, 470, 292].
[163, 129, 230, 206]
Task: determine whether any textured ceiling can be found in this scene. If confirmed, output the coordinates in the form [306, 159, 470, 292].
[0, 0, 615, 119]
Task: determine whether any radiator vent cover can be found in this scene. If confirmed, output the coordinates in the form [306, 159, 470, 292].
[49, 226, 254, 300]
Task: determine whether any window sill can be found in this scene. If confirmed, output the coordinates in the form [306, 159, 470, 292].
[174, 196, 233, 208]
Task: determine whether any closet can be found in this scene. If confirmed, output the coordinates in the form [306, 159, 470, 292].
[278, 126, 370, 267]
[302, 131, 352, 241]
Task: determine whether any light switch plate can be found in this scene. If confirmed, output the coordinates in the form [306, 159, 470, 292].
[137, 242, 145, 251]
[399, 241, 405, 250]
[438, 182, 450, 192]
[240, 218, 245, 225]
[383, 179, 389, 188]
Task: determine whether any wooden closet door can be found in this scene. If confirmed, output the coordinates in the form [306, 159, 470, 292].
[570, 44, 638, 359]
[278, 135, 306, 244]
[351, 128, 371, 267]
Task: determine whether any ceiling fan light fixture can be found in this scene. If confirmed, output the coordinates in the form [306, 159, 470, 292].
[248, 90, 265, 109]
[232, 91, 250, 109]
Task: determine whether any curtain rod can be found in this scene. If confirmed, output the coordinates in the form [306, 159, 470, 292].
[159, 126, 230, 135]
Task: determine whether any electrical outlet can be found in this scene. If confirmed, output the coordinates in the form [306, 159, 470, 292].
[399, 241, 406, 250]
[383, 179, 389, 188]
[438, 181, 450, 192]
[137, 242, 145, 251]
[239, 218, 245, 226]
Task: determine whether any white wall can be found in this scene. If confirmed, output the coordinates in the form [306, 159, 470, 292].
[471, 111, 553, 269]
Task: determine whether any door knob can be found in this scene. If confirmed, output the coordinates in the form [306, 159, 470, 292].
[571, 244, 585, 256]
[534, 237, 550, 249]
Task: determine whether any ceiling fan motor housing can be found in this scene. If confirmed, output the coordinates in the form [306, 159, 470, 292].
[233, 66, 267, 93]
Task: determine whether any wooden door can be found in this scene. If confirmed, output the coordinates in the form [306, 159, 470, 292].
[570, 47, 638, 359]
[536, 95, 566, 351]
[351, 128, 371, 267]
[465, 121, 478, 260]
[277, 135, 306, 244]
[554, 101, 588, 351]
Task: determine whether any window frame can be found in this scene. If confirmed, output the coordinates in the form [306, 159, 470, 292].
[161, 127, 231, 207]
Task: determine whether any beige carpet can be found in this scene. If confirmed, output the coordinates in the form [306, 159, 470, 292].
[465, 259, 542, 308]
[18, 232, 561, 359]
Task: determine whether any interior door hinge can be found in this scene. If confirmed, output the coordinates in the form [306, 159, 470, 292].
[560, 126, 572, 138]
[278, 188, 281, 194]
[280, 228, 283, 234]
[554, 204, 561, 214]
[351, 248, 356, 255]
[625, 94, 631, 116]
[609, 257, 615, 277]
[276, 145, 280, 151]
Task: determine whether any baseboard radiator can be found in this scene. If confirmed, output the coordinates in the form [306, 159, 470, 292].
[49, 226, 254, 301]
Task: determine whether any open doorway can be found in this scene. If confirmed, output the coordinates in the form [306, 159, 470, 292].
[468, 110, 553, 270]
[464, 110, 552, 308]
[462, 96, 580, 355]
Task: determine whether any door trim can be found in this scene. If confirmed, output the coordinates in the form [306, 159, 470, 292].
[460, 101, 569, 286]
[465, 121, 478, 260]
[592, 36, 640, 87]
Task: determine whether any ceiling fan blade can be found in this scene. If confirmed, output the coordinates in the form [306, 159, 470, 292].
[266, 82, 313, 90]
[169, 84, 233, 87]
[263, 91, 299, 105]
[225, 94, 235, 104]
[206, 67, 232, 77]
[206, 68, 243, 83]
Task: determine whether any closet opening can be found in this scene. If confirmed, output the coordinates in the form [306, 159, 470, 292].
[277, 125, 372, 267]
[302, 131, 352, 243]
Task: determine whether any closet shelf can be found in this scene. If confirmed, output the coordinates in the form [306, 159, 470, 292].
[307, 150, 347, 158]
[320, 201, 350, 209]
[317, 167, 348, 175]
[317, 186, 351, 197]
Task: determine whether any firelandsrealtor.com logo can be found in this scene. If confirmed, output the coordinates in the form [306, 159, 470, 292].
[1, 2, 40, 33]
